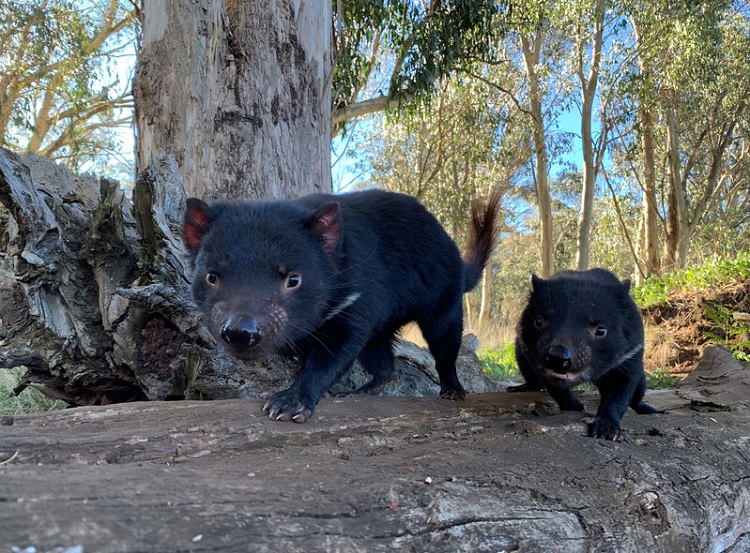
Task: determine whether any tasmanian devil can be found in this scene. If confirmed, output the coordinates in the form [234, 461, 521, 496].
[514, 268, 659, 440]
[183, 189, 500, 422]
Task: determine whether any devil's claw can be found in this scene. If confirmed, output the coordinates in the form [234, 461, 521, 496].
[262, 389, 315, 423]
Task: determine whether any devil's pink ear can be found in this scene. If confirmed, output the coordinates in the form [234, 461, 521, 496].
[308, 201, 341, 254]
[183, 198, 212, 254]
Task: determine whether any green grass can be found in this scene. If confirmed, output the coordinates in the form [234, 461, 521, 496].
[480, 342, 520, 381]
[634, 251, 750, 308]
[646, 366, 681, 389]
[635, 252, 750, 363]
[0, 368, 68, 416]
[702, 301, 750, 363]
[481, 342, 683, 389]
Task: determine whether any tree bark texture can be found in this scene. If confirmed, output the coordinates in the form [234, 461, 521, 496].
[575, 0, 606, 272]
[663, 97, 689, 271]
[0, 149, 499, 407]
[521, 30, 554, 278]
[0, 148, 252, 404]
[134, 0, 332, 200]
[2, 345, 749, 552]
[637, 104, 660, 283]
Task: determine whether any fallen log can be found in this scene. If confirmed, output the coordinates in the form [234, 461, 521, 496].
[1, 345, 749, 552]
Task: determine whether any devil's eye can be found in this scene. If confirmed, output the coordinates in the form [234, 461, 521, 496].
[206, 271, 218, 285]
[594, 325, 607, 337]
[286, 274, 301, 289]
[534, 316, 545, 329]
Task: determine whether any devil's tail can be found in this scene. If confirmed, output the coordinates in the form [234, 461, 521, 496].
[463, 188, 502, 292]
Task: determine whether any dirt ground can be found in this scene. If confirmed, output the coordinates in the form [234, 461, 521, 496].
[642, 276, 750, 377]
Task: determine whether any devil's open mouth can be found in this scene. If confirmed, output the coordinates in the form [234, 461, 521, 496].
[543, 368, 587, 386]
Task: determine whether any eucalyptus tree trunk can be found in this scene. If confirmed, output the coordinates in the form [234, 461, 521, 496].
[663, 96, 689, 270]
[477, 268, 492, 328]
[631, 17, 660, 284]
[575, 0, 606, 271]
[521, 29, 554, 278]
[637, 104, 660, 283]
[135, 0, 332, 200]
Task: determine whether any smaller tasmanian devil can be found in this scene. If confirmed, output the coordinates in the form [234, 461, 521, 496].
[183, 189, 500, 423]
[514, 268, 659, 440]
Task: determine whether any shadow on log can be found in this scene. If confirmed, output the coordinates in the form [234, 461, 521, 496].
[1, 345, 749, 552]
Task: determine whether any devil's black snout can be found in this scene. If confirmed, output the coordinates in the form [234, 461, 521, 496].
[543, 344, 573, 373]
[220, 315, 263, 350]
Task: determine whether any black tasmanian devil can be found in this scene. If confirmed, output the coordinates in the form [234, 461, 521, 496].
[183, 189, 500, 422]
[514, 268, 659, 440]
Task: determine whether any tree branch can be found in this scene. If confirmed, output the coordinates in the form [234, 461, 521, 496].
[332, 95, 402, 128]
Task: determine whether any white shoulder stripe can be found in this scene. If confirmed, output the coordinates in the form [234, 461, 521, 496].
[323, 292, 362, 322]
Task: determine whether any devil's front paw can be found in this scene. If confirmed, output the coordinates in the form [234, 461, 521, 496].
[582, 415, 626, 441]
[439, 385, 466, 401]
[262, 388, 315, 423]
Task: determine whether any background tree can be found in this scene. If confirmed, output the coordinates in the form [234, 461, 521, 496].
[631, 11, 661, 282]
[606, 0, 750, 273]
[519, 17, 556, 278]
[0, 0, 136, 178]
[568, 0, 607, 271]
[331, 0, 504, 132]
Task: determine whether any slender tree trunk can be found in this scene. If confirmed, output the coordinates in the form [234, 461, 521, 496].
[663, 96, 689, 270]
[135, 0, 332, 200]
[465, 296, 475, 329]
[638, 104, 660, 282]
[630, 17, 660, 283]
[575, 0, 606, 271]
[477, 267, 492, 329]
[521, 29, 554, 278]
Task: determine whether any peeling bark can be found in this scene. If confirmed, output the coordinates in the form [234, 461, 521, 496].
[134, 0, 332, 200]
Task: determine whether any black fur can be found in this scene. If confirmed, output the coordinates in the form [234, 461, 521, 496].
[514, 268, 659, 439]
[183, 189, 500, 422]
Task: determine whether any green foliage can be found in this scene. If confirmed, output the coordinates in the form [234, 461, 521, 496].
[634, 252, 750, 308]
[0, 0, 136, 177]
[333, 0, 506, 117]
[0, 368, 67, 416]
[636, 252, 750, 364]
[480, 343, 520, 381]
[702, 302, 750, 363]
[646, 366, 681, 389]
[361, 71, 530, 232]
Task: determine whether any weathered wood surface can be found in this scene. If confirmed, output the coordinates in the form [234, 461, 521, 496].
[2, 345, 749, 553]
[135, 0, 332, 200]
